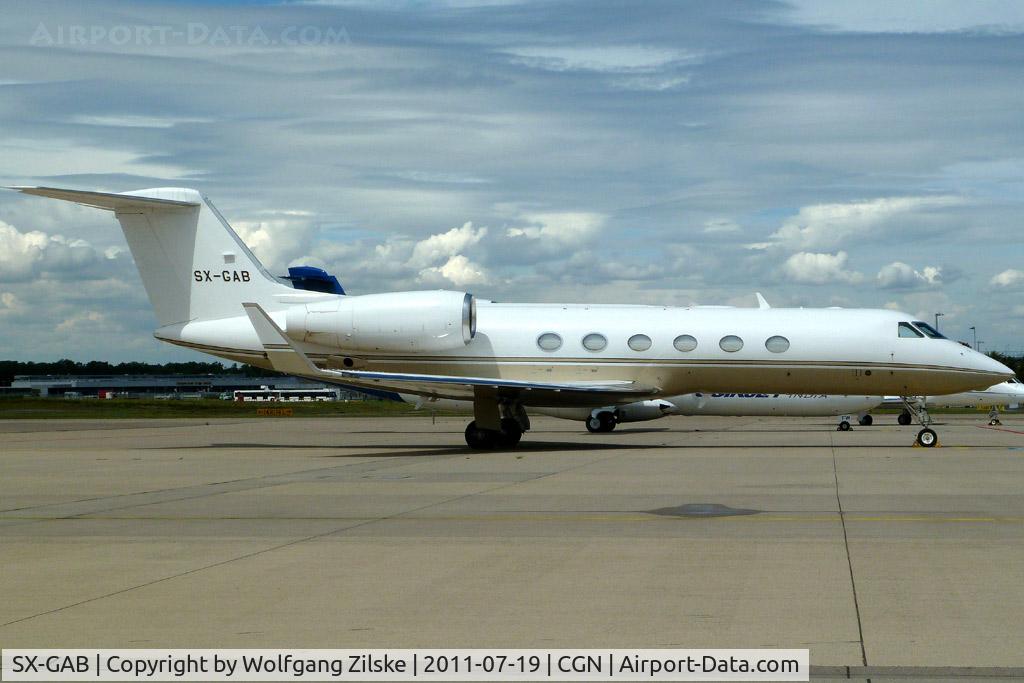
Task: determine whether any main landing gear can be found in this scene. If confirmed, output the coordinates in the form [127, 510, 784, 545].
[585, 411, 616, 433]
[464, 394, 530, 449]
[900, 397, 939, 447]
[465, 418, 523, 449]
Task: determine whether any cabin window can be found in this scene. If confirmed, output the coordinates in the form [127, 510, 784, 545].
[537, 332, 562, 351]
[627, 334, 652, 352]
[912, 321, 946, 339]
[719, 335, 743, 352]
[582, 333, 607, 351]
[765, 335, 790, 353]
[898, 322, 923, 338]
[673, 334, 698, 352]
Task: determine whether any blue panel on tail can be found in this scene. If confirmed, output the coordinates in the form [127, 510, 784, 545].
[285, 266, 345, 295]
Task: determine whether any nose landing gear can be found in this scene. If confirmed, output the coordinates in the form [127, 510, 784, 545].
[916, 427, 938, 447]
[900, 397, 940, 447]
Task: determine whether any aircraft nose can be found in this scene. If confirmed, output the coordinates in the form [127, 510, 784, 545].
[965, 348, 1013, 383]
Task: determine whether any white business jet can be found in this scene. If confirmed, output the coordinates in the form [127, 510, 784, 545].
[9, 186, 1011, 448]
[541, 378, 1024, 433]
[540, 393, 880, 432]
[885, 377, 1024, 426]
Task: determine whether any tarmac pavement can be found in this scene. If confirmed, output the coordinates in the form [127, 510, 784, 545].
[2, 413, 1023, 681]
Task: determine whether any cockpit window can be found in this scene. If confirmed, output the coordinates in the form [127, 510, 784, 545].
[912, 321, 946, 339]
[898, 322, 923, 338]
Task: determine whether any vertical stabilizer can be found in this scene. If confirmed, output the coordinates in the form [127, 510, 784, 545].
[9, 186, 293, 326]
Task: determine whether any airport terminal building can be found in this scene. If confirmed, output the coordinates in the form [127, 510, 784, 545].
[5, 374, 371, 400]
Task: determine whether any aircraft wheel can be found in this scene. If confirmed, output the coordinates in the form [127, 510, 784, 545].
[465, 421, 497, 449]
[837, 420, 851, 432]
[499, 418, 523, 447]
[858, 414, 873, 426]
[897, 411, 912, 426]
[598, 411, 617, 432]
[586, 415, 603, 433]
[916, 428, 938, 448]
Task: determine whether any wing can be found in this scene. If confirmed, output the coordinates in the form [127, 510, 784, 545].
[242, 303, 656, 405]
[337, 369, 652, 405]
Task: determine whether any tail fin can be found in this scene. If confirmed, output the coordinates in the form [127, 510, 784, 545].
[9, 186, 292, 326]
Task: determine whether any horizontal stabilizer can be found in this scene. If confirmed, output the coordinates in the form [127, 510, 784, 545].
[6, 186, 200, 211]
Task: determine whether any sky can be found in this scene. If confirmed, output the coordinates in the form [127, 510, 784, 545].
[1, 0, 1023, 362]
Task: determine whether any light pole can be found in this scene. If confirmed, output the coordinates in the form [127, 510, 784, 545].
[977, 341, 985, 354]
[970, 326, 977, 350]
[934, 312, 944, 331]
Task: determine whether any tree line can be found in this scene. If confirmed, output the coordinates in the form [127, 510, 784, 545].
[0, 360, 282, 384]
[989, 352, 1024, 380]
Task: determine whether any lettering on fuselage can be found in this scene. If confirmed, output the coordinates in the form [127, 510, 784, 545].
[194, 269, 251, 283]
[709, 393, 828, 399]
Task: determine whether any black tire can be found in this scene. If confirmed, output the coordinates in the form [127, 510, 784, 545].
[598, 411, 616, 432]
[898, 411, 912, 426]
[916, 428, 938, 448]
[837, 420, 851, 432]
[858, 414, 873, 426]
[465, 421, 496, 449]
[499, 418, 523, 447]
[586, 415, 602, 433]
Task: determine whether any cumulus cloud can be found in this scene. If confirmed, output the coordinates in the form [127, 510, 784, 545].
[407, 222, 487, 269]
[418, 254, 489, 287]
[0, 220, 119, 282]
[780, 251, 863, 284]
[54, 310, 117, 334]
[507, 212, 606, 245]
[876, 262, 943, 289]
[770, 196, 962, 250]
[990, 269, 1024, 288]
[232, 218, 318, 272]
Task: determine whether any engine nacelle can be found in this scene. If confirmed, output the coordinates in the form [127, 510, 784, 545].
[614, 400, 675, 423]
[285, 290, 476, 353]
